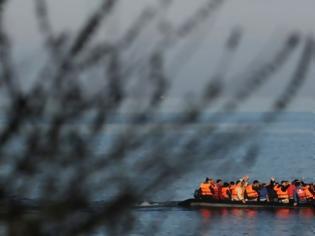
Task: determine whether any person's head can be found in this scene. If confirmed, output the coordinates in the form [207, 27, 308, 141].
[230, 181, 235, 186]
[236, 180, 240, 185]
[253, 180, 259, 186]
[205, 177, 209, 183]
[292, 179, 299, 184]
[216, 179, 222, 185]
[242, 176, 249, 182]
[223, 182, 229, 187]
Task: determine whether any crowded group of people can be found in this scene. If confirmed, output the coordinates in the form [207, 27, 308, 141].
[196, 176, 315, 205]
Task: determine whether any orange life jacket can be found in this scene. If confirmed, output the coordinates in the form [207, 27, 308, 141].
[236, 185, 245, 200]
[221, 187, 230, 200]
[230, 185, 238, 200]
[297, 188, 306, 201]
[276, 187, 289, 199]
[199, 183, 212, 196]
[231, 183, 244, 200]
[303, 186, 314, 199]
[273, 185, 280, 197]
[312, 188, 315, 199]
[245, 185, 258, 199]
[287, 184, 295, 199]
[273, 185, 280, 192]
[212, 184, 219, 198]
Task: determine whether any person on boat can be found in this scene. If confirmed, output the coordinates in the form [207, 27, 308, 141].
[232, 180, 246, 203]
[231, 180, 239, 201]
[293, 181, 305, 205]
[293, 181, 314, 204]
[229, 181, 236, 200]
[258, 183, 269, 202]
[276, 181, 290, 203]
[309, 183, 315, 199]
[209, 178, 217, 196]
[301, 183, 314, 201]
[198, 178, 213, 198]
[266, 177, 278, 202]
[273, 183, 281, 194]
[195, 178, 206, 199]
[287, 180, 297, 204]
[221, 182, 231, 200]
[241, 175, 249, 186]
[214, 179, 223, 200]
[245, 180, 259, 201]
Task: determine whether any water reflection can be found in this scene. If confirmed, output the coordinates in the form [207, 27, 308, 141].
[275, 208, 291, 219]
[197, 207, 315, 220]
[132, 207, 315, 236]
[199, 209, 212, 219]
[299, 208, 315, 219]
[195, 207, 315, 235]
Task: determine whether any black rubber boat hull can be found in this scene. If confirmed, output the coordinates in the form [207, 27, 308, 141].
[179, 199, 315, 209]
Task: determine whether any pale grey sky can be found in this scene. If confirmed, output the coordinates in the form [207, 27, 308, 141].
[3, 0, 315, 111]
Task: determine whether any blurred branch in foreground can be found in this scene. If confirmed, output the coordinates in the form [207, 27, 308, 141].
[0, 0, 313, 235]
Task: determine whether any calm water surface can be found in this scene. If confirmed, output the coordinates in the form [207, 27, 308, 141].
[131, 206, 315, 236]
[126, 113, 315, 235]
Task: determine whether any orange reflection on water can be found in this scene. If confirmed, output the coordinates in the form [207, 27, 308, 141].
[196, 207, 315, 221]
[299, 208, 315, 219]
[245, 209, 257, 218]
[199, 209, 212, 219]
[198, 208, 256, 219]
[230, 208, 244, 218]
[275, 209, 291, 219]
[220, 208, 229, 217]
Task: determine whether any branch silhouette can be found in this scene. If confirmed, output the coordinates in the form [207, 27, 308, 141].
[0, 0, 313, 235]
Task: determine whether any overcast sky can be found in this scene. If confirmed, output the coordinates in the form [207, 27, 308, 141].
[3, 0, 315, 112]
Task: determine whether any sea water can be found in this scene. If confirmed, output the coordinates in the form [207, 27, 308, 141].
[2, 112, 315, 235]
[130, 207, 315, 236]
[102, 112, 315, 235]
